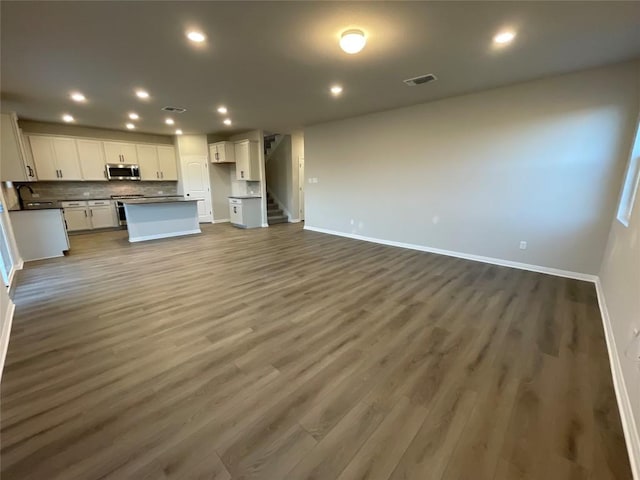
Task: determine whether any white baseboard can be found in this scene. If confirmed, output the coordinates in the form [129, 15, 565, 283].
[0, 300, 15, 382]
[303, 226, 597, 282]
[128, 229, 201, 243]
[595, 279, 640, 480]
[213, 218, 230, 224]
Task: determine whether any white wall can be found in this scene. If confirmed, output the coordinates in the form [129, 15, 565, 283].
[599, 120, 640, 476]
[305, 61, 639, 275]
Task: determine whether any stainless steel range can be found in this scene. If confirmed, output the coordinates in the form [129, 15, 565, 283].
[111, 194, 145, 226]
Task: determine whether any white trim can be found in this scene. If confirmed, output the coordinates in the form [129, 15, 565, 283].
[303, 226, 597, 282]
[7, 260, 23, 288]
[128, 229, 201, 243]
[213, 218, 230, 224]
[595, 279, 640, 480]
[0, 300, 15, 382]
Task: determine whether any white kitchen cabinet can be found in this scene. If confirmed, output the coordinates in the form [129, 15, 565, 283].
[234, 140, 260, 181]
[136, 144, 159, 180]
[137, 144, 178, 181]
[88, 200, 118, 228]
[77, 139, 107, 181]
[0, 113, 37, 182]
[209, 141, 235, 164]
[28, 136, 82, 180]
[104, 141, 138, 164]
[157, 146, 178, 180]
[62, 201, 92, 231]
[229, 197, 262, 228]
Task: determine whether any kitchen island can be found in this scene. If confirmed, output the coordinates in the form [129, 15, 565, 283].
[122, 198, 200, 243]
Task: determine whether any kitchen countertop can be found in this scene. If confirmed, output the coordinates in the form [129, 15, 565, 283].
[9, 206, 63, 211]
[228, 195, 262, 199]
[121, 198, 196, 205]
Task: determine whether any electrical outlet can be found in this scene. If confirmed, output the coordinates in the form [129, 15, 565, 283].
[31, 193, 40, 198]
[350, 219, 355, 225]
[519, 241, 527, 250]
[83, 192, 90, 197]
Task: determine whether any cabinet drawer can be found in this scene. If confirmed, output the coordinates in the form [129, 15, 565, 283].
[88, 200, 112, 206]
[61, 201, 88, 207]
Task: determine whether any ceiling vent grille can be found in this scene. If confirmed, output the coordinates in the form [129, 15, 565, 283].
[403, 74, 437, 86]
[161, 106, 187, 113]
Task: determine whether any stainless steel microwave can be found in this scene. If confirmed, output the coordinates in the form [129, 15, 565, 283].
[106, 164, 140, 181]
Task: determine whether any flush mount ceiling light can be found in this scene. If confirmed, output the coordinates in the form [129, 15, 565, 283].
[175, 129, 183, 135]
[217, 106, 228, 114]
[128, 112, 139, 120]
[70, 92, 86, 102]
[165, 118, 175, 125]
[126, 123, 135, 129]
[62, 114, 74, 122]
[330, 85, 343, 96]
[187, 31, 206, 43]
[223, 118, 232, 126]
[339, 29, 366, 54]
[493, 30, 516, 45]
[135, 89, 150, 99]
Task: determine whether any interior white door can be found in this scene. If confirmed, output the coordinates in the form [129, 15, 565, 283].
[298, 155, 305, 221]
[181, 155, 212, 223]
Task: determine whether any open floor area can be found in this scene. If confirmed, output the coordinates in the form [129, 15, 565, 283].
[0, 223, 633, 479]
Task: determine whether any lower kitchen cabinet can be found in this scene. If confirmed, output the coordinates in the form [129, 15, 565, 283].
[62, 200, 118, 231]
[229, 197, 262, 228]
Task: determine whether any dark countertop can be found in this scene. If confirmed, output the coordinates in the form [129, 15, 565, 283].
[9, 206, 63, 211]
[122, 198, 196, 205]
[228, 195, 262, 199]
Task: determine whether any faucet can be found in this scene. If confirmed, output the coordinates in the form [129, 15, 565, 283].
[16, 184, 34, 210]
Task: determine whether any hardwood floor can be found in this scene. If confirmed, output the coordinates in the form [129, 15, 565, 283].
[1, 222, 632, 480]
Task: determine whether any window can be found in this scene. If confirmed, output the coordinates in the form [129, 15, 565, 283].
[617, 122, 640, 227]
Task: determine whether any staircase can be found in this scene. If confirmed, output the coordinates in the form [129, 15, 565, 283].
[264, 133, 284, 161]
[267, 192, 288, 225]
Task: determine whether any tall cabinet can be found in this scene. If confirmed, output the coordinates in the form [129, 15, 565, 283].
[0, 113, 37, 182]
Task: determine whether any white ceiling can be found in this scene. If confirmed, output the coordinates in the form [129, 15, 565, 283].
[1, 1, 639, 136]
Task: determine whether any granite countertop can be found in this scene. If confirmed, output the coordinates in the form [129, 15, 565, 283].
[9, 200, 62, 211]
[122, 197, 195, 205]
[228, 195, 262, 199]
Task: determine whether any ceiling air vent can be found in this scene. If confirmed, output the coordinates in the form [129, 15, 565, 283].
[161, 106, 187, 113]
[403, 74, 437, 86]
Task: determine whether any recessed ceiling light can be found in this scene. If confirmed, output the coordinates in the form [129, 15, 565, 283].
[175, 129, 183, 135]
[223, 119, 232, 126]
[187, 31, 206, 43]
[339, 29, 366, 54]
[62, 114, 74, 122]
[135, 90, 150, 99]
[217, 106, 228, 114]
[70, 92, 86, 102]
[165, 118, 175, 125]
[493, 31, 516, 45]
[128, 112, 139, 120]
[330, 85, 343, 96]
[126, 123, 135, 130]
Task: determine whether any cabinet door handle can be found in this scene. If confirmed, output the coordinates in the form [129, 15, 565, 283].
[84, 210, 88, 217]
[233, 206, 237, 213]
[161, 171, 164, 179]
[27, 166, 34, 177]
[156, 171, 159, 179]
[60, 169, 63, 178]
[241, 171, 244, 178]
[90, 210, 93, 217]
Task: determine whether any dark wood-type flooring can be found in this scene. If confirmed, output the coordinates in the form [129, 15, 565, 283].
[1, 223, 632, 479]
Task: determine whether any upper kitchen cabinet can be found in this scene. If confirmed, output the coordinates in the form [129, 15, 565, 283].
[28, 135, 82, 181]
[0, 113, 37, 182]
[103, 141, 138, 164]
[77, 139, 107, 181]
[234, 140, 260, 181]
[209, 141, 235, 163]
[157, 146, 178, 180]
[136, 144, 178, 181]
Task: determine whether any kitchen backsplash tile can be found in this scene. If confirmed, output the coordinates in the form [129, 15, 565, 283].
[9, 181, 179, 202]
